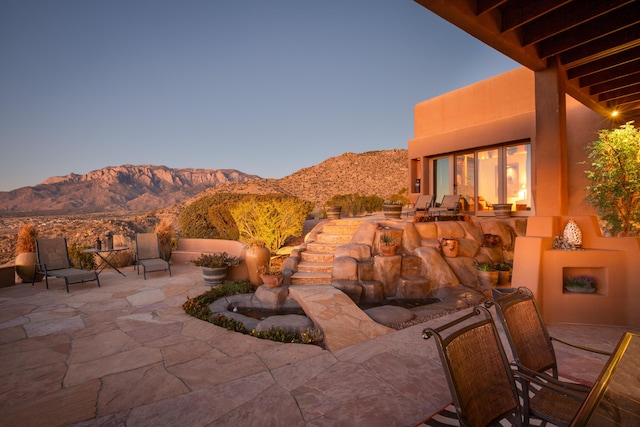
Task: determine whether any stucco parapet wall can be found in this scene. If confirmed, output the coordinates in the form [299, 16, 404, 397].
[171, 238, 249, 280]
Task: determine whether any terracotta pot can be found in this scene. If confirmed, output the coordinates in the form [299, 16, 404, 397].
[380, 244, 397, 256]
[497, 270, 511, 287]
[202, 266, 228, 286]
[441, 238, 459, 257]
[260, 274, 283, 288]
[383, 204, 402, 219]
[245, 244, 270, 285]
[476, 269, 499, 289]
[15, 252, 43, 283]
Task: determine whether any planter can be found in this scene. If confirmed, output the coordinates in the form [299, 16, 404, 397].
[326, 206, 342, 220]
[245, 243, 270, 285]
[440, 238, 459, 257]
[15, 252, 43, 283]
[260, 274, 283, 288]
[497, 270, 511, 287]
[476, 270, 499, 289]
[380, 245, 397, 256]
[202, 266, 228, 286]
[383, 204, 403, 219]
[564, 286, 596, 294]
[492, 203, 513, 218]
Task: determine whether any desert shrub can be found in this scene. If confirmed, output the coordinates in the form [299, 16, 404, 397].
[68, 243, 96, 270]
[154, 219, 175, 248]
[229, 195, 313, 252]
[585, 122, 640, 236]
[207, 204, 240, 240]
[179, 193, 246, 239]
[16, 223, 38, 254]
[326, 193, 384, 216]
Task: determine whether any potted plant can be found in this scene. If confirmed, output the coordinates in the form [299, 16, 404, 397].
[258, 263, 283, 288]
[474, 261, 498, 289]
[382, 201, 403, 219]
[494, 262, 512, 287]
[325, 203, 342, 220]
[379, 234, 397, 256]
[191, 252, 241, 286]
[564, 275, 597, 293]
[14, 223, 43, 283]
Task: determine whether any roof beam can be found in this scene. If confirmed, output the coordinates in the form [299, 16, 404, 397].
[560, 23, 640, 66]
[566, 45, 640, 79]
[501, 0, 568, 32]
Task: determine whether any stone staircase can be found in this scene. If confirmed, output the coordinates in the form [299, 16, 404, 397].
[291, 219, 364, 285]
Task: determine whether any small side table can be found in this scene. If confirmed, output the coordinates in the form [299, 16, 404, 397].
[82, 246, 129, 277]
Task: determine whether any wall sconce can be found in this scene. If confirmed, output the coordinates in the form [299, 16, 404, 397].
[414, 178, 421, 193]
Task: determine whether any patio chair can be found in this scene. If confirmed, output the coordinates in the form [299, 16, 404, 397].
[423, 306, 584, 427]
[411, 194, 435, 217]
[135, 233, 171, 279]
[33, 238, 100, 293]
[428, 194, 461, 216]
[487, 287, 610, 391]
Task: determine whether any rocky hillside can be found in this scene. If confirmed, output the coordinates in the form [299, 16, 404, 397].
[0, 149, 408, 264]
[0, 165, 259, 214]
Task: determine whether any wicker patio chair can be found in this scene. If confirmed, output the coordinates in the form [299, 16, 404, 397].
[423, 306, 584, 426]
[135, 233, 171, 279]
[487, 287, 610, 390]
[412, 194, 435, 216]
[33, 237, 100, 293]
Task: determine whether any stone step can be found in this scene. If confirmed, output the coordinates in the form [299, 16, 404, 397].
[306, 241, 341, 253]
[301, 251, 335, 263]
[297, 261, 333, 273]
[321, 224, 362, 235]
[290, 271, 333, 285]
[315, 233, 352, 244]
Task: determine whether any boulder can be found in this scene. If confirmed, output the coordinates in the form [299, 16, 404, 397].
[255, 314, 313, 335]
[332, 256, 358, 280]
[365, 305, 414, 326]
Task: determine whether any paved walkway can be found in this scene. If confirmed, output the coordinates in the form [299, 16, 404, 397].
[0, 265, 636, 426]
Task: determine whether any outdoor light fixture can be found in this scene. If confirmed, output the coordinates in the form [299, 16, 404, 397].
[611, 110, 619, 117]
[414, 178, 421, 193]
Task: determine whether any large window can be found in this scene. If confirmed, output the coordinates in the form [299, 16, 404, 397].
[432, 142, 531, 214]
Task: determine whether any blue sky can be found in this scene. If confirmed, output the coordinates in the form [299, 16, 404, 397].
[0, 0, 517, 192]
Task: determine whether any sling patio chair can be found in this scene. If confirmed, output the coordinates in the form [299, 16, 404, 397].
[486, 287, 611, 393]
[423, 306, 585, 427]
[410, 194, 435, 217]
[135, 233, 171, 279]
[428, 194, 461, 216]
[33, 237, 100, 293]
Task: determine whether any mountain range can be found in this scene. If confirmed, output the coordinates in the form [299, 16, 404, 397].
[0, 149, 408, 215]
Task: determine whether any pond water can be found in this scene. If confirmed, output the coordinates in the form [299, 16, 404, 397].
[357, 297, 441, 311]
[229, 305, 306, 320]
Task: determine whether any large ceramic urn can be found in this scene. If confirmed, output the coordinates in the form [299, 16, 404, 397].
[245, 243, 270, 285]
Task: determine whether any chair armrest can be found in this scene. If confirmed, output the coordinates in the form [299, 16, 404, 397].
[512, 362, 591, 394]
[550, 336, 612, 356]
[512, 365, 586, 401]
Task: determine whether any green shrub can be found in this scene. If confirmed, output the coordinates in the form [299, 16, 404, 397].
[207, 204, 240, 240]
[585, 122, 640, 236]
[326, 193, 384, 216]
[230, 195, 313, 252]
[68, 243, 96, 270]
[179, 193, 246, 239]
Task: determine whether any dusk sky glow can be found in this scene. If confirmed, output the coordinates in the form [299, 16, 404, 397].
[0, 0, 518, 192]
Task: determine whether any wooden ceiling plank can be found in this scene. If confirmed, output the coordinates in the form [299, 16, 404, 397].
[476, 0, 506, 15]
[566, 46, 640, 79]
[501, 0, 569, 32]
[579, 58, 640, 87]
[590, 72, 640, 95]
[559, 23, 640, 66]
[599, 83, 640, 101]
[537, 4, 640, 59]
[521, 0, 634, 46]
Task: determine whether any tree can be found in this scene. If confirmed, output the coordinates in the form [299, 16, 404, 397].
[585, 122, 640, 236]
[230, 195, 313, 252]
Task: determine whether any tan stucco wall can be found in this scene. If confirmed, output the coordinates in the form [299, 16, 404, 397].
[409, 67, 639, 327]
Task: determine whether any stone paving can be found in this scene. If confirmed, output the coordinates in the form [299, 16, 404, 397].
[0, 264, 637, 427]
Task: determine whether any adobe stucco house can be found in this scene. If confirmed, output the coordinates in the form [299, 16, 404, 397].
[408, 66, 640, 327]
